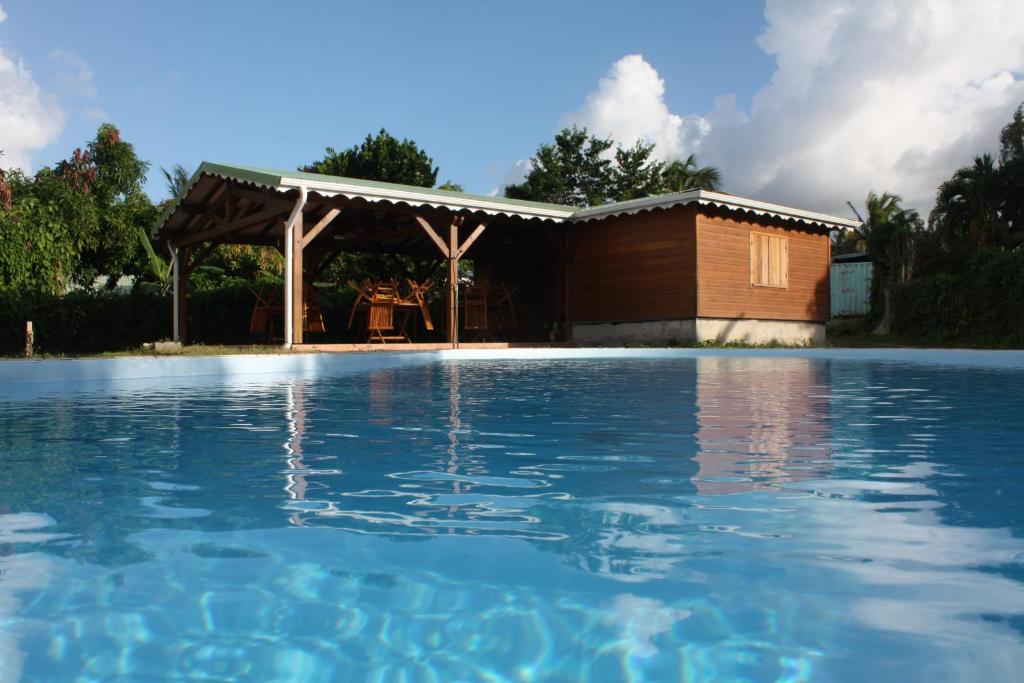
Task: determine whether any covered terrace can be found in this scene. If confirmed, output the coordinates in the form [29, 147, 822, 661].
[155, 163, 575, 350]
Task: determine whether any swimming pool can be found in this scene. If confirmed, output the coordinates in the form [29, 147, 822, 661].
[2, 350, 1024, 681]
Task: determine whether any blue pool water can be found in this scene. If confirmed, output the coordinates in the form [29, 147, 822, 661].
[2, 354, 1024, 681]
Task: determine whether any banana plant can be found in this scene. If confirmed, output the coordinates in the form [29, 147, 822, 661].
[136, 226, 173, 294]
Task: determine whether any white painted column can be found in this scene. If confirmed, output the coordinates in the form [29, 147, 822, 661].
[282, 188, 307, 349]
[172, 246, 181, 342]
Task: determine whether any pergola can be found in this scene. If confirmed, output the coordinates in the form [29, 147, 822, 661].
[155, 163, 575, 349]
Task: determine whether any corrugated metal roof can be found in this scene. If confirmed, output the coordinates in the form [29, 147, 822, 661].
[569, 189, 862, 230]
[155, 161, 862, 238]
[155, 161, 575, 236]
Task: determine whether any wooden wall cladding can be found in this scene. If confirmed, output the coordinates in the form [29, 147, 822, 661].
[696, 209, 830, 322]
[567, 205, 697, 323]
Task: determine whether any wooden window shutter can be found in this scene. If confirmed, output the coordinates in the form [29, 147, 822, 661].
[750, 232, 789, 288]
[779, 236, 789, 288]
[750, 232, 757, 285]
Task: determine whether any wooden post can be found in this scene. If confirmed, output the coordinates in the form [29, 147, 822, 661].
[283, 190, 307, 348]
[292, 208, 305, 345]
[24, 321, 33, 357]
[448, 221, 459, 348]
[172, 245, 189, 344]
[413, 214, 488, 349]
[564, 229, 571, 342]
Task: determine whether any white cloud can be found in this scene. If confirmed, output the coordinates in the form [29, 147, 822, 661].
[0, 8, 65, 172]
[566, 54, 696, 160]
[603, 594, 690, 658]
[488, 158, 531, 196]
[50, 48, 96, 98]
[83, 107, 109, 122]
[567, 0, 1024, 216]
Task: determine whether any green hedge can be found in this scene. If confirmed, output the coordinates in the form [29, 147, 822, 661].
[0, 289, 170, 355]
[1, 284, 444, 355]
[891, 250, 1024, 347]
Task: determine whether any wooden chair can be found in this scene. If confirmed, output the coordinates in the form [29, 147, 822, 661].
[347, 279, 372, 331]
[249, 287, 283, 341]
[403, 278, 435, 332]
[346, 279, 406, 343]
[303, 283, 326, 334]
[495, 283, 519, 330]
[366, 282, 408, 343]
[486, 282, 519, 335]
[462, 285, 488, 338]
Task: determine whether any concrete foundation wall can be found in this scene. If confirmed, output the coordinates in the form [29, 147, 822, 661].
[571, 317, 825, 345]
[695, 318, 825, 345]
[571, 319, 697, 345]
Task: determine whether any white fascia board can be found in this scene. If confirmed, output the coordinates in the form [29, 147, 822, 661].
[277, 177, 575, 221]
[569, 189, 862, 230]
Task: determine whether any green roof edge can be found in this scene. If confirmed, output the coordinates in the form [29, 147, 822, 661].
[155, 161, 859, 236]
[205, 161, 577, 212]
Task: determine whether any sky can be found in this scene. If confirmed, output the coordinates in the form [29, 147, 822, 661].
[1, 0, 1022, 217]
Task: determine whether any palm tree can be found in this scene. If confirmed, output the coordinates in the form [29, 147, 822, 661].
[930, 154, 1009, 252]
[161, 164, 192, 200]
[848, 191, 923, 334]
[662, 154, 722, 192]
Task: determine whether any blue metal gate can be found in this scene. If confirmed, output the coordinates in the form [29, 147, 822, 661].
[831, 261, 872, 317]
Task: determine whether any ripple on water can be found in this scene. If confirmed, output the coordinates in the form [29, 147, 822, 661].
[2, 357, 1024, 680]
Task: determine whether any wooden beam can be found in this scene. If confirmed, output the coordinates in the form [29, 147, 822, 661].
[184, 242, 219, 275]
[225, 184, 234, 223]
[454, 222, 488, 260]
[333, 224, 422, 248]
[177, 202, 219, 214]
[227, 185, 293, 208]
[174, 205, 288, 247]
[414, 215, 450, 257]
[173, 184, 227, 234]
[299, 208, 341, 249]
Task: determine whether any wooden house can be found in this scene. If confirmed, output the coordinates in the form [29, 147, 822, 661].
[155, 163, 859, 348]
[564, 193, 855, 344]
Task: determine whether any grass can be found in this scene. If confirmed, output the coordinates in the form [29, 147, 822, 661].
[824, 316, 1024, 349]
[6, 344, 294, 360]
[5, 319, 1019, 359]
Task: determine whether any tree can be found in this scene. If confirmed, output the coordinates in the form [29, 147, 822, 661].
[848, 191, 924, 333]
[662, 154, 722, 192]
[303, 129, 438, 187]
[301, 131, 464, 286]
[612, 141, 664, 201]
[76, 125, 157, 286]
[998, 102, 1024, 239]
[161, 164, 192, 200]
[999, 102, 1024, 165]
[0, 168, 84, 293]
[505, 126, 615, 207]
[0, 124, 157, 292]
[930, 153, 1015, 253]
[506, 127, 721, 206]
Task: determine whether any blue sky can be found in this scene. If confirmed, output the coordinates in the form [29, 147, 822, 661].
[1, 1, 1022, 215]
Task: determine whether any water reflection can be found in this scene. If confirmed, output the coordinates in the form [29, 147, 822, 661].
[0, 513, 64, 683]
[693, 357, 833, 494]
[2, 357, 1024, 680]
[284, 381, 308, 512]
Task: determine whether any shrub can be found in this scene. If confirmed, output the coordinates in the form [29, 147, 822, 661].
[891, 250, 1024, 346]
[0, 289, 170, 355]
[0, 282, 444, 355]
